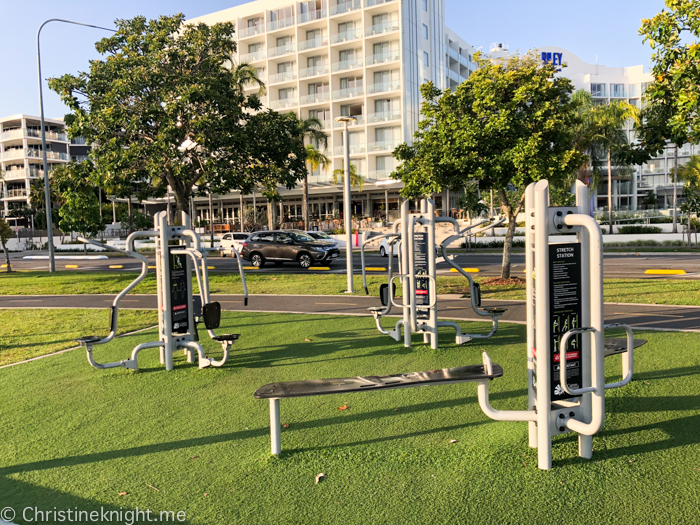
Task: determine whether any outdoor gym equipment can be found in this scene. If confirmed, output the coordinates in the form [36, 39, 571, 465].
[74, 211, 248, 371]
[255, 180, 644, 469]
[360, 198, 507, 349]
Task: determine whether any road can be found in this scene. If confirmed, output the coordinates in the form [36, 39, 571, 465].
[1, 293, 698, 332]
[8, 250, 700, 279]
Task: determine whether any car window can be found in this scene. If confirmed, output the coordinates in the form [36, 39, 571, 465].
[257, 232, 275, 242]
[233, 234, 248, 240]
[290, 232, 315, 243]
[276, 232, 293, 244]
[315, 232, 331, 239]
[223, 234, 232, 240]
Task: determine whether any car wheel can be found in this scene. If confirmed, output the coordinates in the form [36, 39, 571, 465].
[379, 246, 387, 257]
[251, 253, 265, 268]
[298, 253, 312, 268]
[274, 261, 284, 267]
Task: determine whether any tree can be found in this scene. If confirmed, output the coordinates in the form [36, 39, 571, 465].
[49, 14, 308, 219]
[0, 218, 12, 272]
[332, 163, 365, 192]
[677, 156, 700, 244]
[455, 183, 487, 220]
[393, 52, 584, 278]
[638, 0, 700, 231]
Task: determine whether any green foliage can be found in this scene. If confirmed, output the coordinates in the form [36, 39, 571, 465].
[617, 225, 663, 234]
[49, 14, 307, 214]
[455, 183, 487, 218]
[50, 163, 105, 238]
[332, 163, 365, 191]
[548, 186, 576, 206]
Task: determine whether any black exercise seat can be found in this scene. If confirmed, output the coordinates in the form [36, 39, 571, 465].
[603, 337, 647, 358]
[254, 363, 503, 399]
[74, 336, 102, 345]
[484, 307, 507, 315]
[212, 334, 240, 343]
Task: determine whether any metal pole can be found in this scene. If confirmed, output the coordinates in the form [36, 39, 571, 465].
[343, 120, 353, 293]
[385, 189, 389, 223]
[37, 19, 115, 273]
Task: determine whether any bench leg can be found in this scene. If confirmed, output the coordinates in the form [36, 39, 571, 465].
[270, 398, 281, 455]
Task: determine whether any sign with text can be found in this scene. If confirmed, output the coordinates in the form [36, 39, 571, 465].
[169, 247, 189, 334]
[541, 51, 563, 72]
[414, 232, 430, 306]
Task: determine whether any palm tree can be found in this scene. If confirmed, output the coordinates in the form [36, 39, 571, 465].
[590, 100, 639, 233]
[332, 163, 365, 191]
[231, 63, 266, 97]
[292, 117, 328, 229]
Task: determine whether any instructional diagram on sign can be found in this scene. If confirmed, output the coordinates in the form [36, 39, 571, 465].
[413, 231, 430, 306]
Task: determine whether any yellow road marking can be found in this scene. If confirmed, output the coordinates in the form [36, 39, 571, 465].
[109, 265, 123, 269]
[645, 269, 686, 275]
[207, 266, 215, 270]
[148, 265, 157, 269]
[365, 267, 386, 271]
[65, 265, 79, 269]
[450, 268, 480, 273]
[309, 267, 331, 271]
[243, 266, 260, 270]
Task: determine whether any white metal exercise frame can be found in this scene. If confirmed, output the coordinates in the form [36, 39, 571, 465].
[360, 198, 506, 350]
[75, 211, 249, 371]
[475, 179, 634, 470]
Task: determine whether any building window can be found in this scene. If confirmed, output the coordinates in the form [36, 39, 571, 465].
[422, 0, 428, 11]
[423, 24, 428, 39]
[590, 83, 606, 97]
[610, 84, 625, 98]
[423, 51, 429, 67]
[629, 84, 639, 97]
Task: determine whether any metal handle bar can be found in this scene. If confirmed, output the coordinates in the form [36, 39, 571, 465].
[559, 327, 598, 396]
[361, 232, 399, 294]
[603, 323, 634, 389]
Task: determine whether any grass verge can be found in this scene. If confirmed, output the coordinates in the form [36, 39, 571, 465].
[0, 309, 158, 366]
[0, 312, 697, 524]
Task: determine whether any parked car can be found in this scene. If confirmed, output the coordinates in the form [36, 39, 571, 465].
[240, 230, 341, 268]
[378, 237, 440, 257]
[306, 231, 339, 246]
[220, 233, 250, 257]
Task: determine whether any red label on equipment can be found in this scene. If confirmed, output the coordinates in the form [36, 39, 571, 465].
[553, 351, 579, 362]
[415, 290, 428, 295]
[173, 304, 187, 311]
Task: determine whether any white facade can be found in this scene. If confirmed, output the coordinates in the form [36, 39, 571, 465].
[188, 0, 477, 222]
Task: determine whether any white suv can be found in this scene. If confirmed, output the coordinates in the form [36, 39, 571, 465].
[220, 233, 250, 257]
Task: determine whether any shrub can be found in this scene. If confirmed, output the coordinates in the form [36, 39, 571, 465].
[617, 225, 663, 234]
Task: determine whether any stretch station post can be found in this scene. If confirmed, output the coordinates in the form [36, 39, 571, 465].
[74, 211, 248, 371]
[255, 180, 644, 469]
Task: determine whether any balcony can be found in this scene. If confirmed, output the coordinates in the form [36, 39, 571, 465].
[367, 109, 401, 123]
[299, 36, 328, 51]
[367, 80, 400, 94]
[23, 150, 70, 161]
[4, 189, 28, 198]
[334, 142, 366, 155]
[300, 9, 327, 23]
[0, 129, 24, 141]
[300, 92, 331, 105]
[447, 69, 459, 82]
[269, 97, 299, 110]
[368, 50, 400, 65]
[458, 54, 470, 68]
[366, 0, 397, 6]
[0, 129, 68, 141]
[446, 46, 459, 61]
[239, 25, 265, 38]
[333, 86, 364, 99]
[0, 149, 24, 160]
[330, 0, 361, 16]
[71, 137, 87, 145]
[244, 73, 267, 88]
[367, 169, 396, 180]
[269, 42, 296, 58]
[300, 63, 330, 78]
[331, 29, 363, 45]
[239, 50, 266, 63]
[318, 119, 333, 130]
[333, 115, 365, 127]
[269, 70, 298, 84]
[332, 57, 363, 72]
[3, 168, 44, 180]
[268, 16, 295, 32]
[368, 139, 400, 152]
[365, 21, 399, 37]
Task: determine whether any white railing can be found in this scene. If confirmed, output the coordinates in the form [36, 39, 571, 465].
[368, 139, 400, 152]
[368, 169, 396, 179]
[298, 37, 328, 51]
[269, 97, 299, 110]
[446, 46, 459, 61]
[366, 0, 397, 6]
[3, 169, 43, 180]
[318, 119, 333, 130]
[269, 42, 296, 58]
[239, 25, 264, 38]
[239, 50, 266, 63]
[368, 50, 400, 65]
[330, 0, 362, 16]
[0, 129, 24, 140]
[331, 29, 363, 45]
[367, 80, 400, 94]
[459, 54, 470, 68]
[0, 150, 24, 160]
[269, 71, 297, 84]
[447, 69, 459, 82]
[334, 143, 366, 155]
[366, 21, 399, 36]
[300, 9, 327, 23]
[299, 63, 330, 78]
[367, 110, 401, 123]
[333, 86, 364, 99]
[245, 73, 267, 87]
[332, 57, 364, 72]
[21, 150, 70, 160]
[268, 16, 295, 31]
[300, 92, 331, 105]
[5, 189, 28, 198]
[333, 115, 365, 127]
[0, 129, 67, 141]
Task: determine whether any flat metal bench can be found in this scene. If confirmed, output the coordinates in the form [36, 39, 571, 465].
[254, 363, 503, 455]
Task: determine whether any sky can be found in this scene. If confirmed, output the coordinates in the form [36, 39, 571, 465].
[0, 0, 666, 119]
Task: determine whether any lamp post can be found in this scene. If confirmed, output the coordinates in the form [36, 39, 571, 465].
[37, 19, 115, 272]
[335, 116, 356, 293]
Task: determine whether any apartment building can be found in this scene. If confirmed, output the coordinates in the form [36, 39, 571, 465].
[188, 0, 477, 223]
[0, 114, 90, 226]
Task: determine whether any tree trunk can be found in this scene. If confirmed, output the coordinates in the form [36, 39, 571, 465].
[672, 144, 678, 233]
[303, 174, 309, 230]
[127, 198, 133, 234]
[3, 242, 11, 272]
[239, 193, 244, 232]
[267, 201, 274, 230]
[607, 149, 614, 234]
[498, 188, 520, 280]
[209, 191, 215, 248]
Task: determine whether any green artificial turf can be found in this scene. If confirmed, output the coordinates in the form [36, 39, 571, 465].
[0, 311, 698, 524]
[0, 309, 158, 366]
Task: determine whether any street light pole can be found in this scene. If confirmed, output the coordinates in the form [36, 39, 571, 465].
[37, 18, 115, 272]
[335, 116, 356, 293]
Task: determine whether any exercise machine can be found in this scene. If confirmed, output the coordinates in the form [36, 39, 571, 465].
[74, 211, 249, 371]
[255, 180, 643, 469]
[360, 198, 506, 349]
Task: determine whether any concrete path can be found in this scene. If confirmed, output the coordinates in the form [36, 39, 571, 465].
[1, 294, 698, 332]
